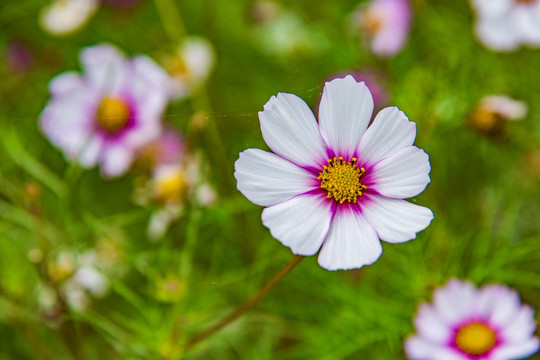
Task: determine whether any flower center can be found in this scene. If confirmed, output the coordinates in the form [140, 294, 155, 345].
[318, 157, 366, 204]
[455, 322, 497, 356]
[363, 9, 383, 35]
[515, 0, 537, 4]
[96, 97, 130, 133]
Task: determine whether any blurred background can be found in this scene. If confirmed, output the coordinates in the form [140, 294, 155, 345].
[1, 0, 540, 358]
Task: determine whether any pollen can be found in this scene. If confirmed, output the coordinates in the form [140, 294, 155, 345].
[318, 157, 366, 204]
[455, 322, 497, 356]
[96, 96, 130, 133]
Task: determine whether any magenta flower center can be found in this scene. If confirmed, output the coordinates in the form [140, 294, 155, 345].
[96, 97, 131, 133]
[455, 322, 497, 356]
[515, 0, 536, 3]
[318, 157, 367, 204]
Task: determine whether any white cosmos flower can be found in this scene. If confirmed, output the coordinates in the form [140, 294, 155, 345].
[405, 279, 540, 360]
[234, 75, 433, 271]
[40, 0, 99, 36]
[471, 0, 540, 51]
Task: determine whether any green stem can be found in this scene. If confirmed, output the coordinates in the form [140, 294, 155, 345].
[154, 0, 186, 43]
[184, 255, 305, 351]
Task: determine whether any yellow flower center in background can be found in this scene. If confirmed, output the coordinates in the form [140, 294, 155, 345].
[318, 157, 366, 204]
[455, 322, 497, 355]
[155, 167, 188, 203]
[363, 9, 383, 35]
[96, 97, 130, 133]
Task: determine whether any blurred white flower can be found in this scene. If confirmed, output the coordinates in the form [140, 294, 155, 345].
[471, 0, 540, 51]
[40, 43, 172, 177]
[353, 0, 411, 58]
[469, 94, 527, 137]
[405, 279, 540, 359]
[164, 37, 215, 100]
[235, 75, 433, 271]
[40, 0, 99, 36]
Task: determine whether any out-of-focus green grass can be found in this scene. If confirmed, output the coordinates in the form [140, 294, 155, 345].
[1, 0, 540, 359]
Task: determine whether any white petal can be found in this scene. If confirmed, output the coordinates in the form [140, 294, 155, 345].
[318, 75, 374, 160]
[501, 305, 537, 344]
[49, 72, 85, 97]
[99, 145, 133, 178]
[414, 303, 452, 344]
[259, 93, 328, 169]
[484, 286, 522, 328]
[475, 17, 519, 52]
[78, 136, 103, 168]
[491, 338, 540, 360]
[433, 279, 477, 325]
[317, 206, 382, 271]
[261, 193, 334, 256]
[511, 6, 540, 46]
[357, 107, 416, 167]
[365, 146, 430, 199]
[39, 0, 98, 36]
[404, 336, 467, 360]
[235, 149, 317, 207]
[472, 0, 513, 20]
[80, 43, 126, 94]
[361, 195, 433, 243]
[39, 97, 94, 159]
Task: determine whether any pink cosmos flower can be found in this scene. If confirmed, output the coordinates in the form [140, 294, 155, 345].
[234, 75, 433, 270]
[355, 0, 411, 58]
[40, 43, 171, 177]
[471, 0, 540, 51]
[405, 279, 540, 360]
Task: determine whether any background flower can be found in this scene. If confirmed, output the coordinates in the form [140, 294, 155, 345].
[39, 43, 171, 177]
[471, 0, 540, 51]
[405, 279, 540, 360]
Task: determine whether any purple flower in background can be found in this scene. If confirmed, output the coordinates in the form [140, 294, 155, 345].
[405, 279, 540, 360]
[235, 76, 432, 271]
[354, 0, 411, 58]
[471, 0, 540, 51]
[5, 41, 33, 73]
[40, 44, 171, 177]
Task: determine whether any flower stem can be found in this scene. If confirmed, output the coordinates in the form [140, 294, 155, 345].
[154, 0, 186, 43]
[184, 255, 305, 351]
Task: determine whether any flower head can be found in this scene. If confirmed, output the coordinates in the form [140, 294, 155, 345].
[234, 75, 433, 270]
[163, 37, 215, 100]
[405, 279, 540, 359]
[40, 0, 99, 36]
[40, 43, 171, 177]
[469, 95, 527, 138]
[354, 0, 411, 58]
[471, 0, 540, 51]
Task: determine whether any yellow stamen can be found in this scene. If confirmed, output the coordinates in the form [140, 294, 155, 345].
[455, 322, 497, 356]
[96, 96, 130, 133]
[317, 157, 366, 204]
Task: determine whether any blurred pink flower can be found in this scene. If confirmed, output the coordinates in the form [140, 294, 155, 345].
[40, 44, 171, 177]
[405, 279, 540, 360]
[471, 0, 540, 51]
[136, 128, 186, 169]
[355, 0, 411, 58]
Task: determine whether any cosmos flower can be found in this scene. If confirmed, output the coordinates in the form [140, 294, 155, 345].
[471, 0, 540, 51]
[40, 0, 99, 36]
[162, 37, 215, 100]
[40, 43, 171, 177]
[469, 95, 527, 138]
[353, 0, 411, 58]
[234, 75, 433, 270]
[405, 279, 540, 360]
